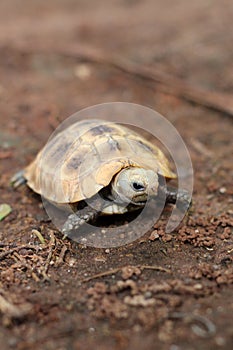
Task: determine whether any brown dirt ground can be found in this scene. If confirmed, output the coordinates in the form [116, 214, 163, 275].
[0, 1, 233, 349]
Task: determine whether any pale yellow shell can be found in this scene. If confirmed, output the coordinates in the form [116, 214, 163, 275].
[25, 119, 176, 204]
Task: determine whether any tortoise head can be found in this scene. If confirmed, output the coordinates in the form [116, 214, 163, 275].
[111, 167, 159, 205]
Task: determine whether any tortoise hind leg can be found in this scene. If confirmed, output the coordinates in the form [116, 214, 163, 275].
[10, 170, 26, 188]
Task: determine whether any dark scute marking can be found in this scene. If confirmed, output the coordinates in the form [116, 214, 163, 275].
[49, 142, 73, 160]
[91, 125, 114, 136]
[108, 137, 121, 151]
[67, 156, 83, 170]
[138, 140, 154, 153]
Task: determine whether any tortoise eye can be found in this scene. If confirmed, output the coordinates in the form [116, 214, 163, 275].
[132, 182, 145, 191]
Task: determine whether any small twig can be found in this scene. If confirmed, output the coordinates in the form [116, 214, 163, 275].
[13, 252, 40, 282]
[42, 231, 56, 279]
[81, 267, 122, 283]
[0, 244, 40, 261]
[56, 245, 68, 266]
[81, 264, 171, 283]
[140, 265, 171, 273]
[169, 312, 216, 338]
[32, 229, 46, 245]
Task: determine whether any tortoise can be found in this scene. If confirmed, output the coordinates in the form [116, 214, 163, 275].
[12, 119, 190, 235]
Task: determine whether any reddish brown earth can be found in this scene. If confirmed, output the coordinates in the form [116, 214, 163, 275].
[0, 1, 232, 349]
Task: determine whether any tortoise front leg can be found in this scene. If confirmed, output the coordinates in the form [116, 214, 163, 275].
[158, 185, 191, 211]
[61, 196, 108, 236]
[62, 205, 100, 236]
[165, 186, 192, 211]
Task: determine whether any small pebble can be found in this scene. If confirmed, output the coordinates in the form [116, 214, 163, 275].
[144, 291, 152, 298]
[215, 336, 226, 346]
[88, 327, 96, 333]
[194, 283, 203, 290]
[69, 258, 76, 267]
[149, 230, 159, 241]
[219, 187, 226, 194]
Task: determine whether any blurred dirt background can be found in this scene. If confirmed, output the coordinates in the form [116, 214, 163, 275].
[0, 1, 233, 349]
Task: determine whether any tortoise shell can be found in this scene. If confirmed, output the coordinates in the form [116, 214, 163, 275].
[25, 119, 176, 204]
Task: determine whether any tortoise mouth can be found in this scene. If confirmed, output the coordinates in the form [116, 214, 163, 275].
[131, 201, 146, 206]
[131, 198, 147, 206]
[131, 193, 148, 204]
[113, 195, 147, 207]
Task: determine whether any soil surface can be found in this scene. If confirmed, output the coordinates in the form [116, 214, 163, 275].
[0, 1, 233, 349]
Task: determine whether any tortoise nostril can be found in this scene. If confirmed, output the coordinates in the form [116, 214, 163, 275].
[132, 182, 145, 191]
